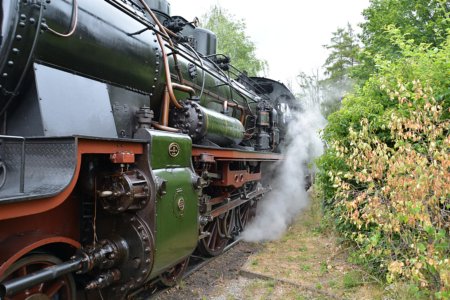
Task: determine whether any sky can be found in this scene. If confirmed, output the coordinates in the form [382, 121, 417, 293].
[170, 0, 370, 91]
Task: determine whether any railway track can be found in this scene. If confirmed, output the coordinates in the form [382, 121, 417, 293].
[131, 239, 241, 299]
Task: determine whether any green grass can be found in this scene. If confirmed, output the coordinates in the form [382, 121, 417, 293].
[343, 270, 364, 289]
[301, 264, 311, 271]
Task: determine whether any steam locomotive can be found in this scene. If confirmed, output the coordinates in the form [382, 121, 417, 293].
[0, 0, 297, 298]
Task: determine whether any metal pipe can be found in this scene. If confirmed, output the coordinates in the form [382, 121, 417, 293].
[161, 87, 170, 126]
[0, 258, 83, 298]
[172, 83, 195, 96]
[183, 43, 206, 101]
[176, 80, 246, 124]
[156, 34, 182, 109]
[137, 0, 183, 81]
[47, 0, 78, 37]
[151, 121, 180, 133]
[165, 44, 261, 110]
[137, 0, 186, 97]
[0, 239, 128, 297]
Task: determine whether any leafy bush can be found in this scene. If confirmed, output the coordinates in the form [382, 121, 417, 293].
[317, 32, 450, 297]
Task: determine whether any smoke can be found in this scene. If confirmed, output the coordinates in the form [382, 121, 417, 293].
[240, 104, 326, 242]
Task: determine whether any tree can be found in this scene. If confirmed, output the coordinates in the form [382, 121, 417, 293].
[317, 6, 450, 291]
[322, 23, 360, 83]
[319, 24, 359, 117]
[296, 70, 321, 108]
[202, 6, 267, 76]
[355, 0, 449, 81]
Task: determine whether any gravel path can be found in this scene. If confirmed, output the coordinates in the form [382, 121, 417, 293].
[155, 242, 262, 300]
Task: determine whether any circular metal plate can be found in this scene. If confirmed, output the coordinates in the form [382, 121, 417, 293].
[168, 142, 180, 157]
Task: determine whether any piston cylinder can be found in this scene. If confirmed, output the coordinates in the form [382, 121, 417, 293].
[170, 101, 244, 146]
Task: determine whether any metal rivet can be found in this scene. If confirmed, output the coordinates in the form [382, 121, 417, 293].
[29, 18, 35, 24]
[19, 21, 26, 27]
[7, 61, 14, 66]
[20, 14, 27, 21]
[16, 35, 22, 41]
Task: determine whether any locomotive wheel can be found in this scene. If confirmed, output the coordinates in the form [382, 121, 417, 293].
[248, 199, 258, 221]
[236, 202, 251, 232]
[236, 200, 258, 233]
[198, 210, 235, 257]
[0, 254, 76, 300]
[158, 257, 190, 287]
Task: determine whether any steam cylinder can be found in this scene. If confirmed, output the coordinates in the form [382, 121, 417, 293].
[170, 101, 244, 146]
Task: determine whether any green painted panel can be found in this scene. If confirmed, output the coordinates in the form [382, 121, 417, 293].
[150, 167, 199, 277]
[149, 130, 192, 169]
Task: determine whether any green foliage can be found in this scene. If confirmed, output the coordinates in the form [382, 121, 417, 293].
[317, 28, 450, 296]
[202, 6, 267, 76]
[354, 0, 450, 81]
[323, 23, 360, 83]
[310, 24, 360, 118]
[343, 270, 364, 289]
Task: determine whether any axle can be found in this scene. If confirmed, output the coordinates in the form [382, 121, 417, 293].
[0, 239, 126, 298]
[0, 257, 83, 297]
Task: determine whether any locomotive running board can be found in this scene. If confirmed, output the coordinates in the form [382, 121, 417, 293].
[192, 146, 283, 161]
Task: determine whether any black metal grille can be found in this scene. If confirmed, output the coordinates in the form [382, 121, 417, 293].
[0, 137, 76, 203]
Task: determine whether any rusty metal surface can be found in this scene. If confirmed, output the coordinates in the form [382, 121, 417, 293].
[213, 163, 261, 189]
[110, 151, 136, 164]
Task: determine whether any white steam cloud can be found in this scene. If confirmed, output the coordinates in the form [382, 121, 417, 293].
[240, 104, 326, 242]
